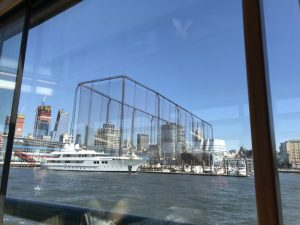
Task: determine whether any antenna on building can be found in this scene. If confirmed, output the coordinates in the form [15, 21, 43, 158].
[19, 106, 26, 115]
[42, 96, 47, 105]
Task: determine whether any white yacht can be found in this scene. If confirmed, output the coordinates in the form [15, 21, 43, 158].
[41, 142, 145, 172]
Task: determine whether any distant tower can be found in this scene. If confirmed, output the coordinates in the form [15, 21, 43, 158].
[193, 127, 203, 150]
[137, 134, 149, 152]
[33, 105, 51, 139]
[0, 134, 3, 150]
[161, 123, 185, 161]
[3, 116, 10, 135]
[75, 134, 82, 145]
[51, 109, 69, 142]
[15, 114, 25, 137]
[4, 114, 25, 137]
[94, 122, 120, 154]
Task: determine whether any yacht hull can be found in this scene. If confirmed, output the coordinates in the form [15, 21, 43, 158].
[41, 159, 144, 172]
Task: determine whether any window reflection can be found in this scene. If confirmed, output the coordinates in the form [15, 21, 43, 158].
[4, 1, 257, 224]
[263, 0, 300, 224]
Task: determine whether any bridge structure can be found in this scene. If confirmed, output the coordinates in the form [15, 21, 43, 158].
[70, 75, 213, 164]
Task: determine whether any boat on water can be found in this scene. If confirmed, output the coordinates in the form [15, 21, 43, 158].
[227, 165, 249, 176]
[41, 142, 145, 172]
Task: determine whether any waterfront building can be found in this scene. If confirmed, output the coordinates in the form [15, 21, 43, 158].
[280, 140, 300, 168]
[84, 125, 95, 148]
[51, 109, 69, 142]
[16, 115, 25, 137]
[59, 133, 69, 143]
[0, 136, 62, 162]
[0, 133, 3, 150]
[3, 116, 10, 135]
[195, 139, 226, 152]
[33, 105, 51, 139]
[137, 133, 149, 152]
[194, 139, 227, 166]
[75, 134, 81, 145]
[3, 115, 25, 137]
[193, 127, 204, 150]
[161, 123, 185, 162]
[94, 122, 120, 154]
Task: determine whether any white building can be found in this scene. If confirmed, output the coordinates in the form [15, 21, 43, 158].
[194, 139, 227, 164]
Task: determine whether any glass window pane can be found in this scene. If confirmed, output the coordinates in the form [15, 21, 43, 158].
[6, 1, 257, 224]
[0, 16, 23, 176]
[263, 0, 300, 224]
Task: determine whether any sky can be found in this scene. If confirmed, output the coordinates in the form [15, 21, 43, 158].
[0, 0, 299, 151]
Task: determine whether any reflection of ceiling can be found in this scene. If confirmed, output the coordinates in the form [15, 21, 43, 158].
[0, 58, 18, 74]
[0, 0, 22, 17]
[0, 71, 16, 79]
[0, 78, 53, 96]
[0, 79, 15, 90]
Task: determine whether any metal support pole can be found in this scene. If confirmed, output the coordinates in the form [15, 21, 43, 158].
[130, 109, 135, 148]
[243, 0, 283, 224]
[70, 86, 79, 140]
[0, 1, 31, 224]
[85, 85, 93, 147]
[176, 106, 180, 162]
[106, 99, 111, 124]
[119, 77, 125, 156]
[150, 116, 154, 145]
[156, 94, 160, 163]
[191, 114, 194, 151]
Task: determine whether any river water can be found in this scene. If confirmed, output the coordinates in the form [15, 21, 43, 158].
[3, 168, 300, 224]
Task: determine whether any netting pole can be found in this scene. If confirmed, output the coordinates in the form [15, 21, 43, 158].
[119, 77, 125, 156]
[85, 84, 93, 148]
[70, 85, 79, 141]
[106, 99, 111, 124]
[176, 106, 180, 163]
[131, 109, 135, 148]
[156, 94, 161, 163]
[191, 114, 195, 152]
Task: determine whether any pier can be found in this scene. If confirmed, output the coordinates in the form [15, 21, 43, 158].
[0, 162, 40, 168]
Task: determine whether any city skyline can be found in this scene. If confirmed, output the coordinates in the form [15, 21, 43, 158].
[1, 106, 69, 140]
[0, 0, 299, 151]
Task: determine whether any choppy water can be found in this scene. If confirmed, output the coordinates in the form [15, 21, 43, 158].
[3, 168, 300, 224]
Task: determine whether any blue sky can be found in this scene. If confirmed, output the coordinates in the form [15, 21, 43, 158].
[1, 0, 299, 151]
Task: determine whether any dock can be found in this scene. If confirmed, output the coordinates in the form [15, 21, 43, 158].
[0, 162, 40, 168]
[278, 169, 300, 174]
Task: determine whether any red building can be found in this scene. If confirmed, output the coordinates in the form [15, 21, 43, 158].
[33, 105, 51, 138]
[4, 115, 25, 137]
[15, 115, 25, 137]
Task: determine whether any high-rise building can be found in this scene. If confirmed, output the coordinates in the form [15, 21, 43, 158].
[280, 140, 300, 168]
[15, 114, 25, 137]
[75, 134, 81, 145]
[94, 122, 120, 154]
[33, 105, 51, 139]
[51, 109, 69, 142]
[3, 116, 10, 135]
[84, 125, 95, 148]
[193, 127, 204, 150]
[0, 133, 3, 150]
[3, 114, 25, 137]
[161, 123, 185, 161]
[137, 133, 149, 152]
